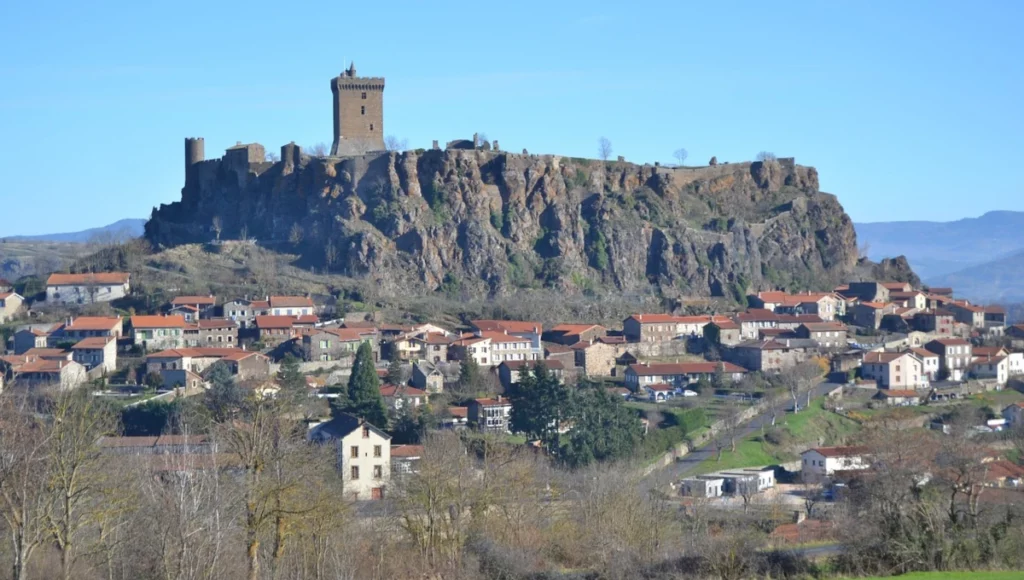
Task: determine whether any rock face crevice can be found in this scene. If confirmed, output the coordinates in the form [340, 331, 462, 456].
[146, 151, 859, 298]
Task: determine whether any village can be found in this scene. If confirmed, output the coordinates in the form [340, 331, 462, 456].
[1, 271, 1022, 517]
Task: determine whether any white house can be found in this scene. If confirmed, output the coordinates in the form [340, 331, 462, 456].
[801, 446, 870, 484]
[680, 476, 724, 498]
[451, 335, 493, 367]
[0, 292, 25, 323]
[308, 414, 391, 501]
[46, 272, 130, 305]
[269, 296, 315, 317]
[641, 383, 676, 402]
[971, 356, 1009, 386]
[71, 336, 117, 374]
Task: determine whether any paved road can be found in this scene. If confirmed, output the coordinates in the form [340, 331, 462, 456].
[640, 382, 840, 493]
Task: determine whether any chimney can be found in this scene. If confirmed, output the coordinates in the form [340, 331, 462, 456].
[66, 316, 73, 327]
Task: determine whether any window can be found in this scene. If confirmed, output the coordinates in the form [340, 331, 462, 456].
[361, 91, 367, 99]
[319, 340, 329, 349]
[362, 426, 370, 438]
[350, 466, 359, 480]
[370, 123, 374, 131]
[361, 105, 365, 115]
[373, 465, 383, 479]
[350, 446, 359, 458]
[374, 445, 382, 458]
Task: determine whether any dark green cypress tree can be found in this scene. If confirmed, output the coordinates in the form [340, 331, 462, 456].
[345, 342, 389, 428]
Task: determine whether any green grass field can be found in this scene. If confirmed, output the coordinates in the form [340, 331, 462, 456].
[693, 398, 861, 474]
[864, 572, 1024, 579]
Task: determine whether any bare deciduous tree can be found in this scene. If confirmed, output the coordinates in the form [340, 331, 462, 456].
[288, 223, 304, 246]
[211, 216, 223, 242]
[308, 143, 329, 157]
[756, 151, 777, 162]
[384, 136, 408, 152]
[0, 395, 51, 580]
[597, 137, 613, 161]
[673, 148, 688, 166]
[266, 151, 280, 163]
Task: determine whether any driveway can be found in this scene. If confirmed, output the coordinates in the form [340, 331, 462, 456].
[640, 382, 840, 493]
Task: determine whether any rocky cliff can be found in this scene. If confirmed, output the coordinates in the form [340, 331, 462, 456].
[146, 150, 862, 299]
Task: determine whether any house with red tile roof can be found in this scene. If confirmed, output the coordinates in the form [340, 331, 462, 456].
[268, 296, 315, 316]
[146, 347, 270, 386]
[861, 350, 928, 389]
[468, 320, 543, 360]
[925, 338, 973, 381]
[71, 336, 117, 373]
[46, 272, 130, 304]
[467, 396, 512, 433]
[623, 314, 731, 342]
[183, 318, 239, 347]
[948, 301, 986, 329]
[851, 301, 898, 330]
[749, 291, 847, 321]
[255, 315, 302, 344]
[62, 316, 124, 341]
[379, 384, 427, 410]
[543, 323, 606, 345]
[873, 389, 924, 406]
[11, 358, 87, 390]
[130, 315, 187, 351]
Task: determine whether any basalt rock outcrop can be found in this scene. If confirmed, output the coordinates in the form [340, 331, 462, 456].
[146, 150, 865, 299]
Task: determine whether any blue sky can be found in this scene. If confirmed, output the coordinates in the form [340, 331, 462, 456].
[2, 0, 1022, 235]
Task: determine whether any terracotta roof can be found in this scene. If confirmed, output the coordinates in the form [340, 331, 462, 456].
[72, 337, 114, 349]
[859, 301, 889, 309]
[65, 316, 121, 331]
[172, 304, 199, 313]
[709, 320, 740, 330]
[155, 434, 209, 447]
[550, 323, 604, 334]
[628, 362, 747, 376]
[255, 315, 298, 329]
[627, 313, 684, 324]
[171, 295, 216, 306]
[984, 460, 1024, 482]
[293, 315, 319, 325]
[0, 292, 20, 300]
[800, 322, 847, 332]
[910, 348, 937, 358]
[379, 385, 427, 398]
[391, 444, 424, 458]
[193, 318, 237, 329]
[477, 331, 533, 344]
[928, 338, 970, 347]
[447, 406, 468, 418]
[131, 315, 186, 329]
[972, 355, 1007, 366]
[470, 319, 541, 334]
[473, 397, 511, 407]
[146, 348, 263, 361]
[269, 296, 314, 308]
[341, 320, 378, 329]
[416, 332, 453, 345]
[973, 347, 1008, 358]
[16, 359, 76, 373]
[863, 351, 908, 364]
[47, 272, 129, 286]
[882, 282, 911, 291]
[983, 305, 1006, 314]
[23, 348, 70, 359]
[98, 436, 159, 448]
[804, 446, 869, 458]
[645, 383, 675, 392]
[545, 343, 574, 354]
[597, 335, 627, 344]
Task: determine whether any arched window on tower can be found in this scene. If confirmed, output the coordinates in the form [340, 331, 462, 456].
[361, 106, 365, 115]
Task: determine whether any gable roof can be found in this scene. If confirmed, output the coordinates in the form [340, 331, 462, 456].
[311, 413, 391, 441]
[145, 348, 265, 362]
[799, 322, 847, 332]
[470, 319, 541, 334]
[391, 444, 424, 458]
[447, 406, 469, 418]
[863, 351, 912, 364]
[550, 323, 604, 334]
[65, 316, 122, 331]
[47, 272, 130, 286]
[928, 338, 970, 347]
[255, 315, 298, 329]
[877, 389, 921, 398]
[379, 384, 427, 398]
[269, 296, 314, 308]
[193, 318, 238, 329]
[627, 361, 747, 376]
[473, 397, 511, 407]
[131, 315, 186, 329]
[72, 337, 114, 349]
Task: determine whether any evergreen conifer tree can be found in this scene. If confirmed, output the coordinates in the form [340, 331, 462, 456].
[345, 342, 389, 427]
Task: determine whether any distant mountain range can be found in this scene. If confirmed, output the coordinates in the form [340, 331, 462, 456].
[1, 218, 146, 244]
[855, 210, 1024, 303]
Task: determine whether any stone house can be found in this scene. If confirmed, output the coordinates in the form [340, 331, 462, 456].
[801, 446, 869, 484]
[255, 315, 300, 344]
[60, 316, 124, 342]
[727, 340, 806, 373]
[13, 359, 87, 390]
[890, 291, 928, 311]
[498, 359, 565, 390]
[851, 302, 897, 330]
[924, 338, 973, 381]
[794, 322, 848, 349]
[468, 396, 513, 433]
[948, 302, 985, 329]
[45, 272, 130, 305]
[222, 298, 270, 329]
[913, 310, 954, 336]
[572, 339, 623, 376]
[146, 348, 271, 384]
[543, 324, 606, 346]
[169, 295, 217, 319]
[843, 282, 890, 303]
[130, 315, 187, 351]
[544, 344, 577, 368]
[183, 318, 239, 347]
[269, 296, 315, 317]
[412, 362, 445, 393]
[302, 327, 378, 362]
[623, 314, 726, 342]
[704, 320, 742, 346]
[624, 361, 747, 389]
[0, 292, 25, 323]
[308, 414, 391, 501]
[71, 336, 116, 373]
[753, 291, 847, 321]
[410, 332, 452, 363]
[861, 351, 927, 389]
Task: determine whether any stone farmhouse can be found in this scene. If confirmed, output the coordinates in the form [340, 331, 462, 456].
[46, 272, 130, 305]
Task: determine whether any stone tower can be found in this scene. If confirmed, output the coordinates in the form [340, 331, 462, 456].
[184, 137, 205, 185]
[330, 63, 385, 157]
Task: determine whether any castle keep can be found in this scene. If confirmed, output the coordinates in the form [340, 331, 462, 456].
[330, 62, 385, 157]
